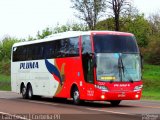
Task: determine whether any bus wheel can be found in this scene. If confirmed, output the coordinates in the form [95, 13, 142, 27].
[21, 85, 27, 99]
[110, 100, 121, 106]
[27, 85, 33, 99]
[72, 87, 81, 105]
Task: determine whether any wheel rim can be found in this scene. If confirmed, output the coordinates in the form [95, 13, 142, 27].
[28, 89, 32, 98]
[22, 87, 26, 96]
[73, 90, 79, 101]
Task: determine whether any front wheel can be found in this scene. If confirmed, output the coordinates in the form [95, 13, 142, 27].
[72, 87, 81, 105]
[110, 100, 121, 106]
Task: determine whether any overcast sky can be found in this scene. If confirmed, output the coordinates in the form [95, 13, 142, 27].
[0, 0, 160, 39]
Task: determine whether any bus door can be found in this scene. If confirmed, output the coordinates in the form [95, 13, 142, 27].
[81, 36, 95, 99]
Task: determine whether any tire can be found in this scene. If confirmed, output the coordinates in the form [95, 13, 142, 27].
[110, 100, 121, 106]
[27, 85, 33, 99]
[72, 87, 81, 105]
[21, 85, 27, 99]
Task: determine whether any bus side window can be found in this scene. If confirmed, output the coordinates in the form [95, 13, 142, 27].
[21, 47, 27, 61]
[60, 39, 69, 57]
[13, 47, 19, 61]
[27, 45, 33, 60]
[55, 40, 62, 58]
[68, 37, 79, 57]
[44, 42, 54, 59]
[82, 35, 94, 84]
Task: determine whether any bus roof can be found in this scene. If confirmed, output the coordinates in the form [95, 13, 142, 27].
[13, 31, 134, 47]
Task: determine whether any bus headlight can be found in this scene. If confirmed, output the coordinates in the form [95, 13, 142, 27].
[95, 85, 108, 92]
[134, 85, 143, 91]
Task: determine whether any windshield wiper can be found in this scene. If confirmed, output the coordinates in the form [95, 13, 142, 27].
[118, 54, 123, 82]
[118, 53, 134, 83]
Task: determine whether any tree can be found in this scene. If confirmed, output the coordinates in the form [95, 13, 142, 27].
[148, 13, 160, 37]
[36, 27, 53, 39]
[95, 17, 115, 30]
[0, 36, 21, 61]
[27, 35, 36, 41]
[122, 14, 151, 47]
[96, 14, 151, 47]
[53, 23, 88, 33]
[71, 0, 106, 30]
[106, 0, 131, 31]
[36, 23, 88, 39]
[144, 13, 160, 65]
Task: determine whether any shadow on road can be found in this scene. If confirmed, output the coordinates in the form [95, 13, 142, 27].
[18, 96, 136, 108]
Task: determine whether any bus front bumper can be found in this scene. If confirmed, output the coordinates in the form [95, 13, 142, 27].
[94, 90, 142, 101]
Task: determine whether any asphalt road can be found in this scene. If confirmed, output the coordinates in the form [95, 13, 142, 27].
[0, 91, 160, 120]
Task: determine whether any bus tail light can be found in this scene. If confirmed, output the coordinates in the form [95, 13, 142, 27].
[95, 85, 108, 92]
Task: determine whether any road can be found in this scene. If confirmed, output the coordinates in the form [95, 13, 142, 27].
[0, 91, 160, 120]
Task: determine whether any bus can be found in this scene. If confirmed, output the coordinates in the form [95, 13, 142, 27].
[11, 31, 143, 106]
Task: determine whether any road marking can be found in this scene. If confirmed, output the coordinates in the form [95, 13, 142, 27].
[86, 108, 134, 115]
[134, 105, 160, 109]
[0, 112, 30, 120]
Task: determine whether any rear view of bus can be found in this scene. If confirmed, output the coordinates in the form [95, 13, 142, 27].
[91, 32, 143, 106]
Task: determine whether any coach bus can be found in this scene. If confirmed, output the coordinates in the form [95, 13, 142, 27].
[11, 31, 143, 106]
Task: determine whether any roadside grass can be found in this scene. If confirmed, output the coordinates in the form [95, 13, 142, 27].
[142, 64, 160, 100]
[0, 74, 11, 91]
[142, 91, 160, 100]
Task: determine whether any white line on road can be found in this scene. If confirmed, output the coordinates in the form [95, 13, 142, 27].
[86, 108, 134, 115]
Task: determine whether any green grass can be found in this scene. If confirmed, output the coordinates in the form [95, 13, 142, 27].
[0, 74, 11, 91]
[142, 64, 160, 100]
[142, 91, 160, 100]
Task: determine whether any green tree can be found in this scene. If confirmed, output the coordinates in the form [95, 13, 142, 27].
[0, 36, 21, 61]
[106, 0, 132, 31]
[36, 27, 53, 39]
[144, 13, 160, 65]
[148, 13, 160, 37]
[71, 0, 106, 30]
[95, 17, 115, 30]
[53, 23, 88, 33]
[36, 23, 88, 39]
[96, 14, 151, 47]
[122, 14, 151, 47]
[27, 35, 36, 41]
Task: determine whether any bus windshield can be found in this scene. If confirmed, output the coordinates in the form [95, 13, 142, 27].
[93, 34, 139, 53]
[93, 34, 141, 82]
[96, 53, 141, 82]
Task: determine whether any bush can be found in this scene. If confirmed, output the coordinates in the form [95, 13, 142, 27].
[0, 61, 11, 75]
[142, 40, 160, 65]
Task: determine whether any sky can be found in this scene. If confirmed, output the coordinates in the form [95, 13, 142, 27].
[0, 0, 160, 39]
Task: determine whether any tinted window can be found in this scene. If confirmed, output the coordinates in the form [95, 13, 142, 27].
[81, 35, 94, 83]
[82, 35, 92, 54]
[13, 37, 80, 62]
[93, 35, 139, 53]
[68, 37, 79, 56]
[44, 42, 55, 59]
